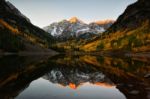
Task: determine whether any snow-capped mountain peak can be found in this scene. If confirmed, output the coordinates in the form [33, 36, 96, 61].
[43, 18, 114, 40]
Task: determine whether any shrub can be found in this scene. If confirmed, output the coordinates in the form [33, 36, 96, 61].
[97, 42, 104, 50]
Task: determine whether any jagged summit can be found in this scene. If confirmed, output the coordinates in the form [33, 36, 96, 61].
[44, 18, 114, 40]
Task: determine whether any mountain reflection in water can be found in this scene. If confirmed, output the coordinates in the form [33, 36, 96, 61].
[43, 64, 115, 89]
[0, 54, 149, 99]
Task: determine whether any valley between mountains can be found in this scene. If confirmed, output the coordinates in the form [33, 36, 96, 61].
[0, 0, 150, 99]
[0, 0, 150, 56]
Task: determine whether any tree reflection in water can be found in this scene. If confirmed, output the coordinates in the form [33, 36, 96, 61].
[0, 54, 149, 99]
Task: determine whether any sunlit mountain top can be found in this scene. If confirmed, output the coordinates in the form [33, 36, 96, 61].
[95, 19, 115, 25]
[68, 16, 84, 23]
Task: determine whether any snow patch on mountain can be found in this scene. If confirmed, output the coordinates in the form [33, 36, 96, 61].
[43, 17, 114, 39]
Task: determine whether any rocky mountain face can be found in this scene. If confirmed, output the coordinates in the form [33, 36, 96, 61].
[43, 17, 114, 40]
[108, 0, 150, 32]
[0, 0, 55, 52]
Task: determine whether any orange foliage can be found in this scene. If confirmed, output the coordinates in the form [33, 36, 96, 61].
[80, 55, 100, 66]
[0, 19, 20, 35]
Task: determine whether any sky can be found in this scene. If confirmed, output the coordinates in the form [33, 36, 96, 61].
[8, 0, 137, 28]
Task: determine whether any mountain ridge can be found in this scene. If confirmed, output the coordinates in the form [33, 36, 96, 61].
[43, 18, 114, 40]
[108, 0, 150, 32]
[0, 0, 56, 53]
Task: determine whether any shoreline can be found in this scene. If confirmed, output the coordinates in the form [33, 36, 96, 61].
[125, 52, 150, 58]
[0, 51, 150, 58]
[0, 51, 59, 56]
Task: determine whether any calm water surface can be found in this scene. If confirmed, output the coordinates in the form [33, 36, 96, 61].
[0, 55, 149, 99]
